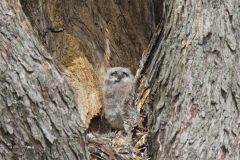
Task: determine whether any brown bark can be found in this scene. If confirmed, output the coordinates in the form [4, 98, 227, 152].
[132, 0, 240, 159]
[3, 0, 238, 160]
[0, 0, 88, 159]
[19, 0, 160, 126]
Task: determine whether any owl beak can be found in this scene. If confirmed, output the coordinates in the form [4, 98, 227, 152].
[113, 75, 121, 83]
[115, 77, 120, 82]
[107, 76, 118, 83]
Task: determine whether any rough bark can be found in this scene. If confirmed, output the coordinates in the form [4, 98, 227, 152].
[3, 0, 238, 159]
[0, 0, 88, 159]
[132, 0, 240, 159]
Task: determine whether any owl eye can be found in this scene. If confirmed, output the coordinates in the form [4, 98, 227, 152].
[110, 71, 118, 76]
[122, 72, 129, 77]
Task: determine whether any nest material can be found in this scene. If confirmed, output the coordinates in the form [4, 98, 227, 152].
[86, 112, 148, 160]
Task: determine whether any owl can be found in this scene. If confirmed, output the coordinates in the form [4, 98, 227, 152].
[102, 67, 134, 130]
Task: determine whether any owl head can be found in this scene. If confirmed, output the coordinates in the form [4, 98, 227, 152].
[104, 67, 134, 85]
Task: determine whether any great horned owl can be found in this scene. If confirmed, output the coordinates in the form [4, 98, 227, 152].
[102, 67, 134, 130]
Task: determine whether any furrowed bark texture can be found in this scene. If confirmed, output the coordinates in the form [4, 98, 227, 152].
[19, 0, 161, 125]
[133, 0, 240, 159]
[0, 0, 88, 159]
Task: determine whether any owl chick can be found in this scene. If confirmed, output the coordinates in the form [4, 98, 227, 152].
[102, 67, 134, 130]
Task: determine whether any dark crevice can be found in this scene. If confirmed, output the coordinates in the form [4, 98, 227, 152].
[202, 32, 212, 45]
[221, 145, 229, 158]
[87, 115, 111, 134]
[221, 88, 227, 102]
[231, 91, 240, 116]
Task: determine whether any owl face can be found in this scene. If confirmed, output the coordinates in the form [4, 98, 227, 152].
[104, 67, 134, 85]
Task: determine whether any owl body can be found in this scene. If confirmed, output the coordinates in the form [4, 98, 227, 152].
[103, 67, 134, 130]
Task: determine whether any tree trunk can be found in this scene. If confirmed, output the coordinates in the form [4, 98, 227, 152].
[2, 0, 239, 159]
[0, 0, 88, 159]
[133, 0, 240, 159]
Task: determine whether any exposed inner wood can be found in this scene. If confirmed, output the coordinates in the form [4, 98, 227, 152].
[20, 0, 160, 126]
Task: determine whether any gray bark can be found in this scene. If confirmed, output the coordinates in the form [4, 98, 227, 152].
[132, 0, 240, 159]
[0, 0, 88, 159]
[2, 0, 239, 159]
